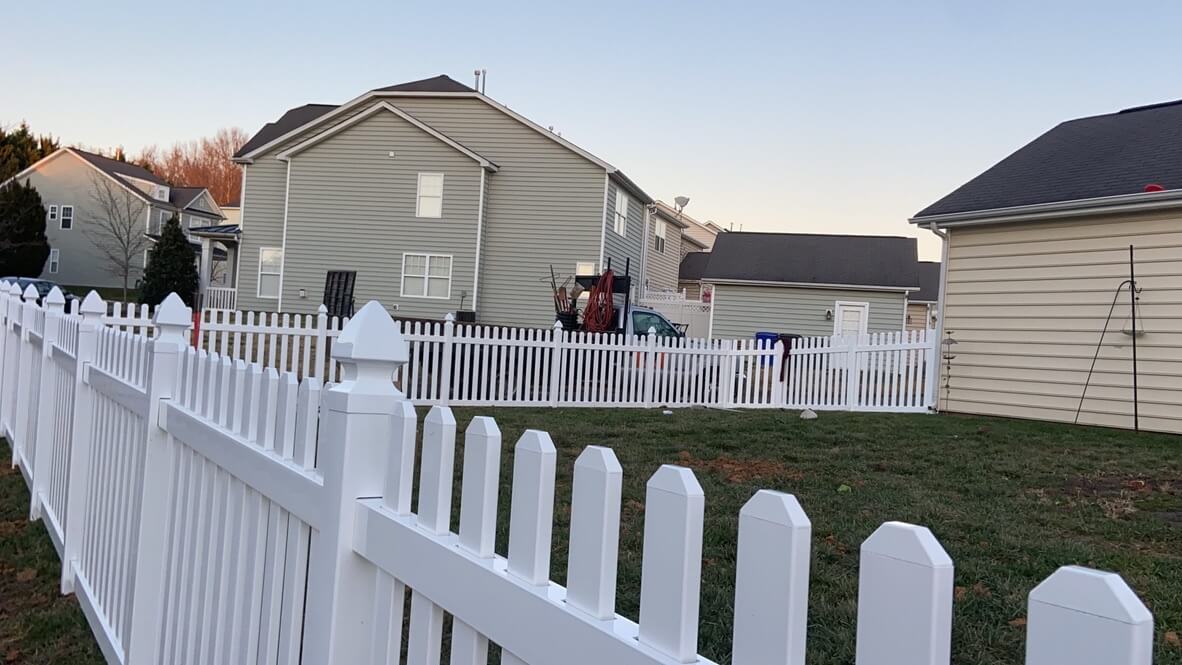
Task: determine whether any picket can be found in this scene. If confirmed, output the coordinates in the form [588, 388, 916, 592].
[0, 285, 1163, 665]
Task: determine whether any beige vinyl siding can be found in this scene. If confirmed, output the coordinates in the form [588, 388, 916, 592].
[709, 283, 906, 339]
[906, 302, 933, 331]
[235, 158, 288, 311]
[645, 217, 682, 292]
[682, 220, 718, 251]
[280, 110, 481, 317]
[680, 281, 702, 300]
[940, 211, 1182, 435]
[603, 181, 645, 283]
[19, 153, 147, 289]
[385, 97, 606, 326]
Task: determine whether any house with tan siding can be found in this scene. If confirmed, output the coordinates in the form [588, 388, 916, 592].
[906, 261, 941, 332]
[912, 98, 1182, 435]
[695, 232, 920, 339]
[230, 75, 653, 326]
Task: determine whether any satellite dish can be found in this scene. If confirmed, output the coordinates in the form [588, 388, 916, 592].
[673, 196, 690, 212]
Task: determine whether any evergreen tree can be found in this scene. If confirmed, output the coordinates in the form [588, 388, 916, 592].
[139, 216, 198, 307]
[0, 179, 51, 277]
[0, 122, 59, 182]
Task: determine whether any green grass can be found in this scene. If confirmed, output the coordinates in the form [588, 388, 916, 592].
[2, 412, 1180, 664]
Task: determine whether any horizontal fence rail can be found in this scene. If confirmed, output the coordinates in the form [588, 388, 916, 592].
[0, 285, 1162, 665]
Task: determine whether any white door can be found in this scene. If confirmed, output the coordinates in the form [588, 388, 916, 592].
[834, 301, 869, 336]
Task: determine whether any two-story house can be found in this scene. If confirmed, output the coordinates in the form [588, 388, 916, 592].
[231, 74, 654, 326]
[1, 147, 226, 290]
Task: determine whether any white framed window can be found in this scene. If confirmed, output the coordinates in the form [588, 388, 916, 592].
[60, 205, 73, 230]
[48, 205, 58, 223]
[654, 219, 667, 253]
[613, 190, 629, 236]
[257, 247, 283, 299]
[575, 261, 596, 276]
[416, 173, 444, 218]
[401, 253, 452, 299]
[48, 249, 60, 274]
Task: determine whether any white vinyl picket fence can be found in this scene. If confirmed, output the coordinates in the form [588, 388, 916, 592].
[0, 286, 939, 413]
[0, 290, 1163, 665]
[0, 286, 1160, 665]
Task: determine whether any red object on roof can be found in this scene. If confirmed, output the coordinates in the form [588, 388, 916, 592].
[1144, 183, 1165, 192]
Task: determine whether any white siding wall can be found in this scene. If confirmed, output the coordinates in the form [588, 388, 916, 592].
[940, 212, 1182, 435]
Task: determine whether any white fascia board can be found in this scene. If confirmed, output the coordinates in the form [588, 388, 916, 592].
[707, 278, 918, 293]
[910, 190, 1182, 228]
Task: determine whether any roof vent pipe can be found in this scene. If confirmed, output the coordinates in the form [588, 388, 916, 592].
[473, 69, 482, 91]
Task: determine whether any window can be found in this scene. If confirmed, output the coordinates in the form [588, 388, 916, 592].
[60, 205, 73, 230]
[257, 248, 283, 299]
[48, 205, 58, 223]
[48, 249, 60, 274]
[633, 310, 679, 337]
[401, 253, 452, 299]
[613, 190, 629, 236]
[416, 173, 444, 218]
[575, 261, 596, 276]
[654, 219, 667, 253]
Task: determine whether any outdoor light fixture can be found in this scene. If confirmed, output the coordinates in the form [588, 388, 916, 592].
[825, 308, 834, 320]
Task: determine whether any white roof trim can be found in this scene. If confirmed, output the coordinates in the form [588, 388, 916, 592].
[237, 90, 614, 173]
[910, 189, 1182, 227]
[274, 101, 498, 171]
[706, 278, 918, 293]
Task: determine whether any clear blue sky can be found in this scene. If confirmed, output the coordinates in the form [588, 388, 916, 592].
[7, 1, 1182, 259]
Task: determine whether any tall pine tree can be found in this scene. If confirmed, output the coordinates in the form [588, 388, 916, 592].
[139, 216, 198, 306]
[0, 179, 51, 277]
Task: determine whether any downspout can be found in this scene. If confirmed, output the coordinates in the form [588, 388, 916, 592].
[929, 223, 950, 412]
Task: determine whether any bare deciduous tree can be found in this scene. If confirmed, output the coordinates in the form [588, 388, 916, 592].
[86, 173, 150, 300]
[136, 128, 249, 205]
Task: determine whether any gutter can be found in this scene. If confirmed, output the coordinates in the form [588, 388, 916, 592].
[909, 189, 1182, 227]
[929, 222, 949, 412]
[706, 278, 918, 293]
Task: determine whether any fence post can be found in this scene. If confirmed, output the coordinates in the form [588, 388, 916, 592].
[313, 304, 329, 380]
[12, 284, 40, 464]
[548, 320, 563, 407]
[302, 300, 407, 665]
[29, 288, 65, 520]
[1026, 566, 1153, 665]
[642, 327, 657, 408]
[844, 334, 859, 411]
[439, 312, 455, 406]
[124, 294, 191, 665]
[60, 292, 104, 593]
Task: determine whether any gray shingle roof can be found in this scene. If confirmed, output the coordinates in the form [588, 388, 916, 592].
[72, 148, 168, 186]
[695, 232, 919, 290]
[679, 252, 710, 281]
[911, 261, 941, 302]
[169, 186, 206, 209]
[234, 75, 476, 159]
[914, 99, 1182, 218]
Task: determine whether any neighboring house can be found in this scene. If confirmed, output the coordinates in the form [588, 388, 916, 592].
[645, 201, 692, 292]
[678, 251, 711, 300]
[911, 98, 1182, 435]
[682, 216, 723, 256]
[231, 74, 653, 325]
[698, 232, 919, 339]
[220, 198, 241, 226]
[0, 147, 224, 290]
[905, 261, 941, 331]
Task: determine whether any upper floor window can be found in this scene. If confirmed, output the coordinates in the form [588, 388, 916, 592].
[654, 219, 667, 253]
[60, 205, 74, 230]
[416, 173, 444, 218]
[613, 191, 629, 236]
[48, 205, 58, 223]
[402, 253, 452, 299]
[575, 261, 596, 276]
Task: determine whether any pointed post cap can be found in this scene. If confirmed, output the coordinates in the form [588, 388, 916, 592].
[466, 415, 501, 438]
[22, 284, 39, 301]
[515, 429, 556, 456]
[1029, 566, 1152, 625]
[426, 404, 456, 427]
[647, 464, 704, 497]
[318, 303, 328, 314]
[574, 445, 622, 474]
[8, 282, 21, 296]
[331, 300, 407, 400]
[445, 312, 456, 323]
[79, 291, 106, 320]
[740, 490, 811, 529]
[862, 521, 952, 568]
[43, 286, 66, 310]
[553, 319, 564, 329]
[152, 293, 192, 343]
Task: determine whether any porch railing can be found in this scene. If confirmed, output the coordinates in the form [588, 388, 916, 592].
[201, 286, 237, 311]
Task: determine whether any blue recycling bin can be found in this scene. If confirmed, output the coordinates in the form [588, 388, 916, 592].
[755, 331, 779, 365]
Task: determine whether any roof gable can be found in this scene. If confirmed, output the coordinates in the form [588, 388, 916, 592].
[700, 232, 920, 290]
[915, 99, 1182, 219]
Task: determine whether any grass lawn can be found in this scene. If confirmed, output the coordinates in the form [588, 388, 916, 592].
[2, 411, 1180, 664]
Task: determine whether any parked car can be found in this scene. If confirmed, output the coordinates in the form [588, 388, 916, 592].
[0, 277, 80, 307]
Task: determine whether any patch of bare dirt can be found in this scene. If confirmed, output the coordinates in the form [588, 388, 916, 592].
[676, 451, 804, 484]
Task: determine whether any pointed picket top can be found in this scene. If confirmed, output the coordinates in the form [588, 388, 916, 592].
[861, 521, 952, 568]
[417, 405, 457, 535]
[566, 446, 623, 620]
[317, 303, 328, 314]
[1029, 566, 1152, 625]
[507, 430, 558, 585]
[21, 283, 39, 301]
[647, 464, 704, 499]
[740, 490, 810, 529]
[553, 319, 563, 330]
[9, 282, 21, 297]
[457, 416, 502, 557]
[43, 286, 66, 310]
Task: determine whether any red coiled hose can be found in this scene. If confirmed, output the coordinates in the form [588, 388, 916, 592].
[582, 270, 615, 332]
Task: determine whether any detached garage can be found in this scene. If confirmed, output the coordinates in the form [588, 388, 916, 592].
[699, 232, 920, 339]
[913, 98, 1182, 435]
